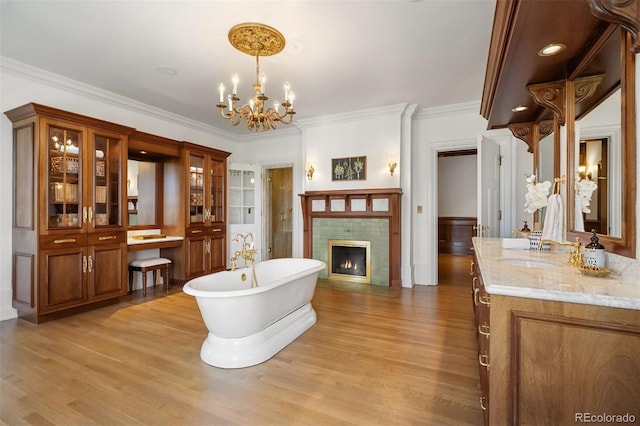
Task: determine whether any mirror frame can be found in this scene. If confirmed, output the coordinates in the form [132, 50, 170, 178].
[566, 30, 636, 258]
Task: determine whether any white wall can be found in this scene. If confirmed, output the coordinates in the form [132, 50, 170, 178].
[412, 103, 490, 285]
[299, 105, 405, 191]
[438, 155, 477, 217]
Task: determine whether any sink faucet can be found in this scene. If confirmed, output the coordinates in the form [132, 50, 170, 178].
[230, 232, 257, 271]
[539, 238, 584, 267]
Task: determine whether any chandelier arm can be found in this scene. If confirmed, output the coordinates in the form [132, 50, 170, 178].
[279, 112, 294, 125]
[218, 106, 235, 120]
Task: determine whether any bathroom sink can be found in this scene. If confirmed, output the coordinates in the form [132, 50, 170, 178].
[496, 258, 555, 268]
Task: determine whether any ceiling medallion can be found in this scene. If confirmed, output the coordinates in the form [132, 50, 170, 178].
[217, 23, 295, 132]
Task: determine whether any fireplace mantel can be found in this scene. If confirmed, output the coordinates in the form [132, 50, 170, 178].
[299, 188, 402, 287]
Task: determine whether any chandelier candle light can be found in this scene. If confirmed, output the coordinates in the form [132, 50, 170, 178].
[217, 23, 295, 132]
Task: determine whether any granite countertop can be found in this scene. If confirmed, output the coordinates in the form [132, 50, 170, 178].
[472, 237, 640, 310]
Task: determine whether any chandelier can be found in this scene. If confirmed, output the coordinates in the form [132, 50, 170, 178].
[217, 23, 295, 132]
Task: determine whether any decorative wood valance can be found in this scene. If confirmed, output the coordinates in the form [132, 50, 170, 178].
[527, 80, 567, 126]
[299, 188, 402, 287]
[586, 0, 640, 52]
[507, 121, 554, 153]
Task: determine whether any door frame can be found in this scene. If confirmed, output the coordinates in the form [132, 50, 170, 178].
[261, 160, 302, 260]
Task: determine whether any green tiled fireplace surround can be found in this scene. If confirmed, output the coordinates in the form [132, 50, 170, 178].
[312, 218, 389, 285]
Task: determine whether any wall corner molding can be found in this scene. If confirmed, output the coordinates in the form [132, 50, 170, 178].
[1, 56, 239, 141]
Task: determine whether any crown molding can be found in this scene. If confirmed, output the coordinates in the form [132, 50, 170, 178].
[1, 56, 239, 140]
[296, 103, 409, 129]
[415, 100, 482, 119]
[232, 122, 303, 143]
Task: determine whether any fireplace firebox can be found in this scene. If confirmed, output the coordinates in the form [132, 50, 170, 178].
[328, 239, 371, 284]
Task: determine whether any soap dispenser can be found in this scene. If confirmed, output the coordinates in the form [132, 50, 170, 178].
[584, 229, 605, 268]
[521, 221, 531, 233]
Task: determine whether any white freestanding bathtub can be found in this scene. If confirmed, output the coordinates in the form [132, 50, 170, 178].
[183, 258, 326, 368]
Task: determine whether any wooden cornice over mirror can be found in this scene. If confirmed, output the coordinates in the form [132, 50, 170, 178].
[481, 0, 638, 258]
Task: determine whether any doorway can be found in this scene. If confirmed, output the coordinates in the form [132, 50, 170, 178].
[264, 167, 293, 259]
[437, 149, 478, 284]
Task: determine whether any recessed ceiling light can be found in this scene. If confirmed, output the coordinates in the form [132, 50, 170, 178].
[538, 43, 566, 56]
[512, 105, 528, 112]
[156, 66, 178, 76]
[140, 150, 147, 154]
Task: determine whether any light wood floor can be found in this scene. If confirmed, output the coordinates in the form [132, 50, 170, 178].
[1, 254, 482, 425]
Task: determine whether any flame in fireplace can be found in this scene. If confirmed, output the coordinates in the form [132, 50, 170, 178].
[328, 239, 371, 284]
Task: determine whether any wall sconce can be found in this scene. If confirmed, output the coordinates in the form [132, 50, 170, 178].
[305, 163, 315, 180]
[388, 157, 397, 176]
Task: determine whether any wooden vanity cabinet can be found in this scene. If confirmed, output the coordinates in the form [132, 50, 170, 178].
[6, 103, 131, 323]
[163, 142, 230, 281]
[184, 226, 226, 278]
[471, 254, 640, 425]
[471, 253, 490, 425]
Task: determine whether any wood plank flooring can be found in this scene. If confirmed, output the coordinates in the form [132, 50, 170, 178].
[1, 254, 483, 425]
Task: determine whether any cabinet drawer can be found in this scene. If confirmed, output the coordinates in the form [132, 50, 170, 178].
[186, 227, 206, 237]
[210, 226, 225, 235]
[40, 234, 86, 250]
[87, 231, 125, 245]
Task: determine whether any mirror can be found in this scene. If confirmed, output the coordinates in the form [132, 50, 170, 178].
[536, 132, 556, 224]
[575, 90, 621, 236]
[127, 159, 158, 227]
[567, 28, 636, 257]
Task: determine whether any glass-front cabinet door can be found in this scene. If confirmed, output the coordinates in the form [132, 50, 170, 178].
[210, 158, 225, 224]
[91, 131, 123, 229]
[46, 121, 84, 231]
[188, 153, 206, 226]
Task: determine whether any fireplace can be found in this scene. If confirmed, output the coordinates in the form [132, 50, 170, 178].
[299, 188, 402, 287]
[328, 240, 371, 284]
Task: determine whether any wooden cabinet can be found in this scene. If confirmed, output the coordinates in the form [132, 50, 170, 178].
[6, 103, 132, 323]
[471, 254, 640, 425]
[471, 253, 490, 425]
[163, 143, 230, 281]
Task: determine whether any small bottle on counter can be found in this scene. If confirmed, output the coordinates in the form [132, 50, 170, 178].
[583, 229, 606, 268]
[521, 221, 531, 233]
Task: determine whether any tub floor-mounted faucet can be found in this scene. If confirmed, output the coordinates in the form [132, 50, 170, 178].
[231, 233, 258, 287]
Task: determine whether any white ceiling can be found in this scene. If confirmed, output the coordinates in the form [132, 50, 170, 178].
[1, 0, 496, 135]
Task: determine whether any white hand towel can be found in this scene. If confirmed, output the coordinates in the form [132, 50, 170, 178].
[541, 194, 565, 243]
[575, 195, 585, 232]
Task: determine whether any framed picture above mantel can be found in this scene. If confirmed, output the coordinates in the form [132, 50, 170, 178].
[332, 156, 366, 181]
